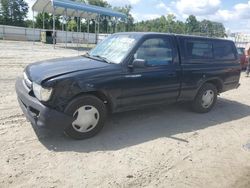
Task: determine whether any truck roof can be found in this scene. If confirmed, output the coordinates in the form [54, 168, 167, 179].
[115, 32, 232, 42]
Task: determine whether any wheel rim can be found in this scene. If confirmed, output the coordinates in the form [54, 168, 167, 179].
[72, 105, 100, 133]
[201, 90, 215, 108]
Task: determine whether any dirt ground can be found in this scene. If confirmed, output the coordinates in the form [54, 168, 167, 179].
[0, 40, 250, 188]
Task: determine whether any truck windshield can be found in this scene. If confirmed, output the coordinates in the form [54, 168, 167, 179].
[89, 34, 138, 64]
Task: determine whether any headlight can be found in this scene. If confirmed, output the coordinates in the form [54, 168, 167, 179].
[33, 82, 53, 102]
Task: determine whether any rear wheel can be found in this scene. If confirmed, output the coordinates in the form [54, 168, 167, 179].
[64, 95, 107, 140]
[192, 83, 218, 113]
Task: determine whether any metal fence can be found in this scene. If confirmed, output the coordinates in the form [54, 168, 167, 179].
[0, 24, 109, 44]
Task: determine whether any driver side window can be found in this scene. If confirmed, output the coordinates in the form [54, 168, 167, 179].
[135, 37, 173, 66]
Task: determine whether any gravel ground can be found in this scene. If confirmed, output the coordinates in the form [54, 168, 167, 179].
[0, 40, 250, 188]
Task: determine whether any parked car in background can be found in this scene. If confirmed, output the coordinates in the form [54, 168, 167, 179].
[16, 33, 241, 139]
[237, 47, 248, 69]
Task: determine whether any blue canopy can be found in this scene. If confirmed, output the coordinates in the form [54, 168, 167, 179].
[32, 0, 127, 20]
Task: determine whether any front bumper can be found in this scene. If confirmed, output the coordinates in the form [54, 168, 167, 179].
[15, 77, 73, 129]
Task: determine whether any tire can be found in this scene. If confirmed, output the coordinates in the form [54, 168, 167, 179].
[192, 83, 218, 113]
[64, 95, 107, 140]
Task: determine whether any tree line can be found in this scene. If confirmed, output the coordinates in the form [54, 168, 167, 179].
[134, 15, 227, 38]
[0, 0, 227, 37]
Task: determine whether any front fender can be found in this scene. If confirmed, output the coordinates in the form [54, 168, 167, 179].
[49, 78, 116, 112]
[46, 78, 94, 111]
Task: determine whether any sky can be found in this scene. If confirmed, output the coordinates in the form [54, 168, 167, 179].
[26, 0, 250, 33]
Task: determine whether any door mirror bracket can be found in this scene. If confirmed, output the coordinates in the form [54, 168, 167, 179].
[128, 59, 146, 69]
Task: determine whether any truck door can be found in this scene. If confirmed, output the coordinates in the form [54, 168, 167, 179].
[120, 35, 181, 108]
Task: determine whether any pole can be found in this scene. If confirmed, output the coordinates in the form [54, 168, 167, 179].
[124, 20, 126, 32]
[43, 12, 45, 30]
[62, 12, 64, 46]
[32, 11, 35, 45]
[77, 12, 79, 55]
[115, 19, 117, 33]
[65, 9, 68, 48]
[62, 16, 64, 31]
[95, 19, 97, 44]
[97, 15, 100, 44]
[80, 18, 82, 33]
[107, 18, 109, 34]
[3, 25, 5, 40]
[80, 18, 82, 43]
[87, 18, 90, 48]
[53, 7, 56, 49]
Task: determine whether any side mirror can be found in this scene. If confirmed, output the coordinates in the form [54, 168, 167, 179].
[128, 59, 146, 69]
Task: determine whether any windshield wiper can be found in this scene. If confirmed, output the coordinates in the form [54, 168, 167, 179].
[83, 53, 114, 64]
[83, 51, 91, 58]
[92, 55, 113, 64]
[82, 52, 100, 61]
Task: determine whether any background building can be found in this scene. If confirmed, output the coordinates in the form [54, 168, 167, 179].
[228, 33, 250, 49]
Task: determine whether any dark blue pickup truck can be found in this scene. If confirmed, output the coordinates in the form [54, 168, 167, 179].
[16, 33, 241, 139]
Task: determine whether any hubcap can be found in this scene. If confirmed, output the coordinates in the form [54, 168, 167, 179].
[201, 90, 214, 108]
[72, 105, 99, 133]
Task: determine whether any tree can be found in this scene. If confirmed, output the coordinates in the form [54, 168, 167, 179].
[87, 0, 110, 7]
[0, 0, 10, 25]
[211, 22, 226, 37]
[200, 19, 226, 37]
[200, 19, 211, 36]
[185, 15, 200, 34]
[133, 14, 226, 38]
[25, 19, 33, 28]
[158, 16, 167, 32]
[67, 19, 77, 31]
[11, 0, 29, 26]
[35, 13, 61, 30]
[173, 20, 186, 34]
[165, 14, 176, 33]
[0, 1, 3, 23]
[134, 14, 183, 33]
[35, 13, 50, 29]
[113, 5, 134, 32]
[0, 0, 28, 26]
[75, 0, 109, 7]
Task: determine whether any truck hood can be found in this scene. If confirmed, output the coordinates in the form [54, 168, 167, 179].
[25, 56, 109, 83]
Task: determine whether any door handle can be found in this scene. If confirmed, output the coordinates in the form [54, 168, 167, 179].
[125, 74, 142, 78]
[168, 73, 175, 77]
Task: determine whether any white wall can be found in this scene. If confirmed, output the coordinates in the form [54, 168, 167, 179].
[0, 25, 109, 44]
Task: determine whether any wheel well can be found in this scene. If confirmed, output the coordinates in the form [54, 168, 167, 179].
[206, 79, 223, 93]
[77, 91, 113, 113]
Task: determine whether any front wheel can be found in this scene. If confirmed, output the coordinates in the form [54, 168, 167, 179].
[64, 95, 107, 140]
[192, 83, 218, 113]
